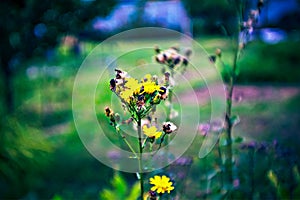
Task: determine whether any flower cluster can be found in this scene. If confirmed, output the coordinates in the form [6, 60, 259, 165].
[154, 46, 191, 70]
[110, 69, 168, 121]
[239, 0, 264, 49]
[149, 175, 174, 194]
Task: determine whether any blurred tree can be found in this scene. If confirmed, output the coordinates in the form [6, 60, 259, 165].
[0, 0, 116, 114]
[181, 0, 237, 35]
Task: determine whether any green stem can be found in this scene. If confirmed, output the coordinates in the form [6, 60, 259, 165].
[166, 88, 173, 122]
[142, 137, 148, 149]
[224, 2, 242, 186]
[217, 138, 224, 188]
[116, 128, 138, 159]
[164, 71, 173, 158]
[137, 118, 144, 199]
[249, 148, 255, 200]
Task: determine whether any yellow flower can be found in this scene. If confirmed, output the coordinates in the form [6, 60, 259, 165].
[120, 89, 134, 103]
[125, 78, 140, 90]
[125, 78, 141, 94]
[149, 175, 174, 194]
[143, 126, 162, 139]
[142, 82, 161, 94]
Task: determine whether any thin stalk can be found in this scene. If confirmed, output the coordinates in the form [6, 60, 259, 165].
[164, 71, 174, 156]
[249, 148, 255, 200]
[164, 88, 172, 155]
[166, 88, 173, 122]
[217, 138, 224, 188]
[137, 118, 144, 199]
[224, 3, 242, 186]
[116, 128, 138, 158]
[142, 137, 148, 149]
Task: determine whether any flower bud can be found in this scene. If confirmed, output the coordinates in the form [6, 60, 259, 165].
[154, 45, 161, 54]
[105, 106, 112, 117]
[149, 191, 157, 200]
[257, 0, 264, 9]
[215, 48, 222, 57]
[209, 55, 216, 63]
[159, 86, 168, 100]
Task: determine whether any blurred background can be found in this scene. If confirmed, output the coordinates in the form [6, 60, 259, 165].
[0, 0, 300, 199]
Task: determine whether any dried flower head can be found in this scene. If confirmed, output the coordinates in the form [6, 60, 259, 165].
[149, 191, 157, 200]
[215, 48, 222, 57]
[209, 55, 216, 63]
[162, 122, 177, 134]
[155, 46, 190, 69]
[144, 191, 157, 200]
[257, 0, 264, 9]
[104, 106, 117, 126]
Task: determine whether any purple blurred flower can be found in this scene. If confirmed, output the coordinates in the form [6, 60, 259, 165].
[198, 123, 210, 136]
[233, 179, 240, 188]
[107, 150, 121, 160]
[174, 156, 193, 166]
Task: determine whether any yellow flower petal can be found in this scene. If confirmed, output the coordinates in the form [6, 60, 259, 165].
[150, 186, 157, 191]
[162, 175, 170, 182]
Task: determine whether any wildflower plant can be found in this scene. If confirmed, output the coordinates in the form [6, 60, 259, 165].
[74, 27, 223, 199]
[106, 69, 178, 199]
[198, 0, 266, 197]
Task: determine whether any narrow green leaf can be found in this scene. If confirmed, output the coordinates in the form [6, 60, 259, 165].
[230, 115, 240, 126]
[111, 173, 127, 197]
[125, 182, 140, 200]
[268, 170, 278, 188]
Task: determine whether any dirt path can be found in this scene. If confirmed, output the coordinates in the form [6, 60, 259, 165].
[179, 84, 300, 105]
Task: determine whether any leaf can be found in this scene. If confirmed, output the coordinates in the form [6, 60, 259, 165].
[293, 165, 300, 183]
[267, 170, 278, 188]
[125, 182, 140, 200]
[219, 137, 228, 147]
[111, 173, 127, 197]
[99, 173, 140, 200]
[207, 169, 219, 180]
[233, 136, 244, 144]
[100, 189, 116, 200]
[230, 115, 240, 126]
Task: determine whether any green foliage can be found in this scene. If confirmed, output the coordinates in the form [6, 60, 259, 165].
[99, 173, 140, 200]
[0, 0, 117, 60]
[0, 116, 53, 198]
[238, 41, 300, 83]
[182, 0, 236, 35]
